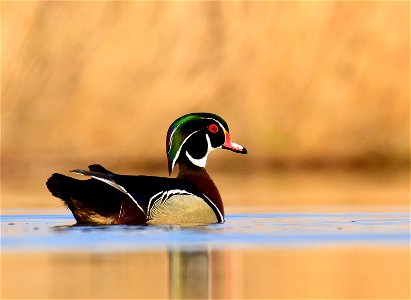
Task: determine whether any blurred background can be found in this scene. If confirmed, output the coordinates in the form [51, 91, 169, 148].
[2, 1, 409, 208]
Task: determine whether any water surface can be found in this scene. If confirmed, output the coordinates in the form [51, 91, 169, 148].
[1, 208, 409, 251]
[1, 207, 410, 299]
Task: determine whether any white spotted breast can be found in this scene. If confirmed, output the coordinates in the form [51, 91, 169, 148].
[147, 190, 220, 225]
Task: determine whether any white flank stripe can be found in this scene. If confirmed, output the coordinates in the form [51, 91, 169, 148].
[148, 191, 165, 212]
[91, 176, 145, 213]
[201, 193, 224, 223]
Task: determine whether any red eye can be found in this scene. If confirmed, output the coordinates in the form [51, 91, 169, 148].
[208, 124, 219, 133]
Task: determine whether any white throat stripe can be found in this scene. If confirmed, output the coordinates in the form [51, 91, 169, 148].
[185, 134, 215, 168]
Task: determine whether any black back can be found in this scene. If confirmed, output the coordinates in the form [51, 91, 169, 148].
[46, 164, 208, 224]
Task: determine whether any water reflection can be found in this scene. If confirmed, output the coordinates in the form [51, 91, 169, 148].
[169, 248, 238, 299]
[169, 248, 210, 299]
[2, 210, 410, 298]
[52, 225, 218, 298]
[3, 246, 409, 299]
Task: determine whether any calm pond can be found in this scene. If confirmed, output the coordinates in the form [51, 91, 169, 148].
[1, 207, 410, 299]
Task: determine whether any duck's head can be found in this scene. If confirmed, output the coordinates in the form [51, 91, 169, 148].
[166, 112, 247, 174]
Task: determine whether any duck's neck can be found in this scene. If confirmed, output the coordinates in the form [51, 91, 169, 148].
[177, 162, 224, 217]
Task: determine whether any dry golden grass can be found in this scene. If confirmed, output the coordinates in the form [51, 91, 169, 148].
[1, 1, 410, 174]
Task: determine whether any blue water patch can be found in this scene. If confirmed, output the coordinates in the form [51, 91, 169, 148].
[1, 209, 409, 252]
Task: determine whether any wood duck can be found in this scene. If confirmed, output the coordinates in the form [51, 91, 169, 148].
[46, 112, 247, 225]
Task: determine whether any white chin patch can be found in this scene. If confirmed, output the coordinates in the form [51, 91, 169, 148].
[185, 134, 215, 168]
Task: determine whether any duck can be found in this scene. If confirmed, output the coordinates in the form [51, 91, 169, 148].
[46, 112, 247, 225]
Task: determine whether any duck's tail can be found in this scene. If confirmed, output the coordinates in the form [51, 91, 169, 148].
[46, 165, 122, 224]
[46, 173, 80, 209]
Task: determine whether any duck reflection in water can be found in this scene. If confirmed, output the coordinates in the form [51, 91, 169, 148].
[52, 224, 227, 298]
[169, 248, 211, 299]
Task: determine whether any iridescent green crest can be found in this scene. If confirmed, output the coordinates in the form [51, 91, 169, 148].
[166, 113, 228, 174]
